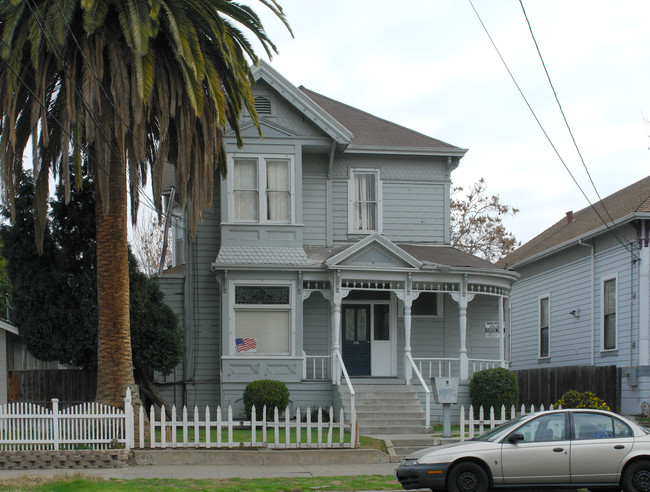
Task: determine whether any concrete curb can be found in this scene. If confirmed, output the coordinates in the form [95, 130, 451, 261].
[132, 448, 391, 466]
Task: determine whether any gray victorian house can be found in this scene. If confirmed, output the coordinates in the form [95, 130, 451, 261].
[155, 61, 518, 431]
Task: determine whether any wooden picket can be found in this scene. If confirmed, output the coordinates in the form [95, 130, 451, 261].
[141, 403, 356, 449]
[459, 403, 555, 441]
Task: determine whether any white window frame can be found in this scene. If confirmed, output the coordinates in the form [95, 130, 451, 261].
[601, 274, 618, 351]
[230, 280, 295, 357]
[228, 154, 295, 224]
[348, 168, 383, 234]
[171, 206, 184, 267]
[538, 294, 550, 359]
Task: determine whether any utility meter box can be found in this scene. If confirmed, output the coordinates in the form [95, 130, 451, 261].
[433, 377, 459, 404]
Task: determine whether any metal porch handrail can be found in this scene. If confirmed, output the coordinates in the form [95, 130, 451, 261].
[405, 352, 431, 429]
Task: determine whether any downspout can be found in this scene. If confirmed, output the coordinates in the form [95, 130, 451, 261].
[639, 219, 649, 366]
[578, 239, 595, 365]
[326, 140, 336, 247]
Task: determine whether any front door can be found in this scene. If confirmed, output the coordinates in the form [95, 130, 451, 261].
[343, 305, 371, 376]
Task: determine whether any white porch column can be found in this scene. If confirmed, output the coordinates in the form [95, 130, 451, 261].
[403, 298, 413, 384]
[499, 297, 505, 368]
[331, 299, 342, 384]
[451, 278, 475, 381]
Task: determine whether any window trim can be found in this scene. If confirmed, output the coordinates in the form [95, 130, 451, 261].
[229, 280, 295, 357]
[228, 154, 295, 224]
[538, 294, 550, 359]
[601, 274, 618, 352]
[348, 168, 383, 234]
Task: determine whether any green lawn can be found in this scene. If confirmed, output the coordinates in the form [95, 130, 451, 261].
[0, 474, 402, 491]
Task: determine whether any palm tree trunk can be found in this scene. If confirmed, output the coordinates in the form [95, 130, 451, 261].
[95, 151, 135, 407]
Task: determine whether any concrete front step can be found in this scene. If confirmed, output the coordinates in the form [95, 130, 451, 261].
[340, 383, 428, 435]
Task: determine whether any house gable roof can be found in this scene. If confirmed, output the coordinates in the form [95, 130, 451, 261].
[299, 87, 468, 157]
[325, 233, 423, 270]
[502, 175, 650, 268]
[0, 319, 18, 336]
[251, 61, 353, 145]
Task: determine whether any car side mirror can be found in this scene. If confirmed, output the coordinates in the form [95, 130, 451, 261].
[507, 433, 524, 444]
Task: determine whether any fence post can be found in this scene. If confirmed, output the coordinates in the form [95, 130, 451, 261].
[51, 398, 60, 450]
[124, 387, 133, 450]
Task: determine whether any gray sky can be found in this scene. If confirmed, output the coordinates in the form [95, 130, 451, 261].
[251, 0, 650, 244]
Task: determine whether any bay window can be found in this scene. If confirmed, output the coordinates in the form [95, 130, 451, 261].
[231, 155, 293, 223]
[233, 285, 292, 355]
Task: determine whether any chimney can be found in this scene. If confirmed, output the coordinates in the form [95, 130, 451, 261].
[566, 211, 574, 224]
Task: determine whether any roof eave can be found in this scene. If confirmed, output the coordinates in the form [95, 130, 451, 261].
[345, 145, 468, 157]
[509, 212, 650, 269]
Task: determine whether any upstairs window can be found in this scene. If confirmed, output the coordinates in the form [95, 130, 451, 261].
[603, 277, 617, 350]
[231, 155, 293, 223]
[348, 169, 382, 233]
[539, 295, 550, 358]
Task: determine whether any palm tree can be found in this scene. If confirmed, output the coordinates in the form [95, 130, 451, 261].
[0, 0, 290, 407]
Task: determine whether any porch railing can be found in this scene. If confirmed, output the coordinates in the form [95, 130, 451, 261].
[333, 351, 356, 442]
[405, 352, 430, 429]
[414, 357, 503, 380]
[302, 352, 330, 380]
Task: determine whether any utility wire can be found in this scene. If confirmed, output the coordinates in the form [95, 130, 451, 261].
[467, 0, 637, 257]
[517, 0, 617, 226]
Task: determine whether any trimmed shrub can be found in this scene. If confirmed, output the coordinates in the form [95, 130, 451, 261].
[243, 380, 290, 420]
[469, 368, 519, 416]
[554, 390, 610, 410]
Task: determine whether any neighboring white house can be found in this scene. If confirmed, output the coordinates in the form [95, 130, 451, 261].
[0, 319, 19, 404]
[155, 61, 518, 429]
[502, 175, 650, 415]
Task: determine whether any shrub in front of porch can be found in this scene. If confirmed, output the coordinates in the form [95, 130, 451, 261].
[243, 380, 290, 420]
[470, 368, 519, 417]
[554, 389, 610, 411]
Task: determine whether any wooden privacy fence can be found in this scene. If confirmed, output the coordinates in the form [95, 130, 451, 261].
[459, 403, 554, 442]
[513, 365, 620, 413]
[140, 404, 358, 449]
[8, 369, 96, 406]
[0, 389, 134, 450]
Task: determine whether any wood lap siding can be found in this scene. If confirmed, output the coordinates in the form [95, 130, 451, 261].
[302, 176, 327, 245]
[383, 182, 445, 243]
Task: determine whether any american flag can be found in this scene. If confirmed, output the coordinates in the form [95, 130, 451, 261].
[236, 337, 257, 353]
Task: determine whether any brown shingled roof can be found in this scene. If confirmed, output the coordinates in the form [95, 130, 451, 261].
[501, 175, 650, 267]
[299, 86, 465, 152]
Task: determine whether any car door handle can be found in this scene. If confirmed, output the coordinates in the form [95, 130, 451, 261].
[553, 448, 564, 452]
[615, 445, 625, 449]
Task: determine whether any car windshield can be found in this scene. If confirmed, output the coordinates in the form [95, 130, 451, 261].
[473, 414, 531, 442]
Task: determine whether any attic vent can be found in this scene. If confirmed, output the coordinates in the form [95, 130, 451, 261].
[254, 96, 272, 115]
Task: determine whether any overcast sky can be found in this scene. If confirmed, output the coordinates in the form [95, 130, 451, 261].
[249, 0, 650, 245]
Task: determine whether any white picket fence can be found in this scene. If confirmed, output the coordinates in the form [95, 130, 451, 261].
[0, 389, 134, 450]
[139, 404, 357, 449]
[459, 403, 556, 441]
[0, 389, 358, 450]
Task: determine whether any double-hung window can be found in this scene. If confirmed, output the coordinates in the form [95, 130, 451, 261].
[539, 295, 550, 358]
[232, 155, 292, 223]
[348, 169, 382, 233]
[603, 277, 617, 350]
[233, 284, 292, 355]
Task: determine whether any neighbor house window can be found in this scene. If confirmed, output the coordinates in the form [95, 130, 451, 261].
[233, 285, 292, 355]
[171, 207, 184, 266]
[231, 155, 293, 223]
[603, 278, 617, 350]
[539, 295, 550, 358]
[348, 169, 382, 233]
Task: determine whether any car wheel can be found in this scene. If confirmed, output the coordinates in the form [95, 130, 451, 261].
[623, 461, 650, 492]
[447, 462, 489, 492]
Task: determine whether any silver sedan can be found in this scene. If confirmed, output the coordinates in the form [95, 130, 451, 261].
[395, 408, 650, 492]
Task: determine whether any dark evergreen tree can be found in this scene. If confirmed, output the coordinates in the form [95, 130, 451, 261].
[1, 172, 183, 408]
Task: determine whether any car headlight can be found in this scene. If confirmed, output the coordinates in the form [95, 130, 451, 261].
[401, 458, 418, 466]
